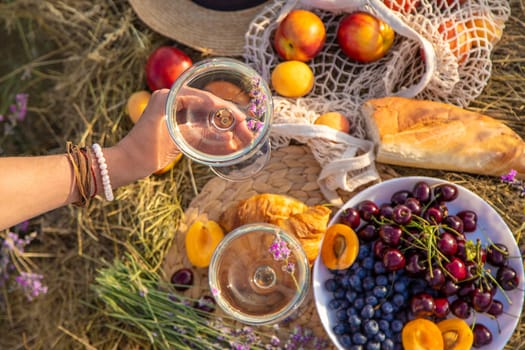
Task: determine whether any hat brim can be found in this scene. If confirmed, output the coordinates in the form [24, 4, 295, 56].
[129, 0, 268, 56]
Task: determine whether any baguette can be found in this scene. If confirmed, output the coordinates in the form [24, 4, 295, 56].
[362, 97, 525, 177]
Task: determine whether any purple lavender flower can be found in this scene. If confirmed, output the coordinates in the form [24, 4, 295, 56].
[501, 169, 517, 182]
[15, 272, 48, 301]
[248, 77, 267, 120]
[269, 237, 291, 261]
[14, 93, 28, 121]
[501, 169, 525, 197]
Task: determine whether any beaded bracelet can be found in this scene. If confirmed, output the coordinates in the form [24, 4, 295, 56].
[92, 143, 114, 201]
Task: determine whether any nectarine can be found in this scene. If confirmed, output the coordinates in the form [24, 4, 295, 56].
[314, 112, 351, 133]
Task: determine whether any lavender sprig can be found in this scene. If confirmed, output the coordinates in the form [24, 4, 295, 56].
[269, 235, 300, 291]
[500, 169, 525, 197]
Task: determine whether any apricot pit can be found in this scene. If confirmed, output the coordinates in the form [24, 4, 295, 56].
[437, 318, 474, 350]
[321, 223, 359, 270]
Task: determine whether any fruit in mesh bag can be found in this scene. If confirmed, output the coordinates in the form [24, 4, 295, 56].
[336, 12, 395, 63]
[314, 111, 351, 133]
[273, 9, 326, 62]
[437, 20, 473, 64]
[271, 60, 314, 98]
[383, 0, 420, 13]
[465, 16, 504, 47]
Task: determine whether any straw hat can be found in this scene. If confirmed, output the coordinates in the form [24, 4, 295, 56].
[129, 0, 270, 56]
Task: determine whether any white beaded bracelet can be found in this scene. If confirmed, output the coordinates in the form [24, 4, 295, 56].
[92, 143, 114, 201]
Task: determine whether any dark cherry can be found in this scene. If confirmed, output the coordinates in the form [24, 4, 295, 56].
[445, 257, 467, 281]
[450, 298, 471, 319]
[170, 268, 194, 291]
[357, 200, 380, 221]
[487, 299, 504, 317]
[457, 210, 478, 232]
[458, 281, 476, 299]
[433, 183, 459, 202]
[412, 181, 432, 204]
[437, 232, 458, 256]
[405, 253, 427, 276]
[194, 295, 216, 313]
[379, 224, 402, 246]
[373, 239, 389, 258]
[471, 288, 493, 312]
[473, 323, 493, 347]
[379, 203, 394, 219]
[423, 206, 443, 224]
[443, 215, 464, 234]
[486, 243, 509, 267]
[391, 190, 412, 205]
[404, 197, 422, 216]
[425, 267, 446, 289]
[410, 293, 435, 317]
[440, 279, 460, 297]
[382, 248, 406, 271]
[496, 266, 519, 291]
[340, 207, 361, 229]
[358, 223, 378, 242]
[392, 204, 412, 225]
[433, 297, 450, 318]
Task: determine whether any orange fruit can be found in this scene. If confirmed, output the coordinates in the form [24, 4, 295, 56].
[126, 90, 151, 123]
[271, 60, 314, 98]
[465, 17, 503, 46]
[154, 153, 183, 175]
[321, 223, 359, 270]
[314, 112, 351, 133]
[185, 220, 225, 268]
[402, 318, 444, 350]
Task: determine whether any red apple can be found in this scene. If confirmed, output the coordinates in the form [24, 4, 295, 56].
[145, 46, 192, 91]
[273, 9, 326, 62]
[383, 0, 420, 12]
[437, 20, 472, 64]
[337, 12, 395, 63]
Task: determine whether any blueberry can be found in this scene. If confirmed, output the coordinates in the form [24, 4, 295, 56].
[372, 285, 388, 298]
[358, 244, 371, 259]
[366, 341, 381, 350]
[363, 276, 375, 290]
[392, 293, 405, 308]
[382, 339, 395, 350]
[360, 304, 375, 319]
[374, 261, 386, 274]
[328, 298, 344, 310]
[349, 275, 363, 291]
[333, 323, 349, 335]
[381, 301, 394, 314]
[341, 275, 352, 288]
[394, 280, 407, 293]
[354, 297, 365, 309]
[375, 274, 388, 286]
[365, 295, 379, 306]
[346, 290, 357, 302]
[334, 289, 346, 299]
[363, 319, 379, 336]
[346, 306, 357, 316]
[336, 309, 347, 322]
[349, 346, 364, 350]
[374, 331, 386, 342]
[378, 319, 390, 332]
[392, 319, 404, 333]
[348, 314, 362, 327]
[361, 256, 375, 270]
[352, 333, 367, 345]
[339, 334, 353, 348]
[325, 278, 339, 292]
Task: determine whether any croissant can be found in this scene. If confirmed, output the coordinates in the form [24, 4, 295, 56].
[219, 193, 331, 264]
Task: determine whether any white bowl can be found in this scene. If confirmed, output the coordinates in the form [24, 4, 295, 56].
[313, 176, 524, 349]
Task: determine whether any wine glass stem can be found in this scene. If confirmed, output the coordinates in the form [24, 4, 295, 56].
[253, 265, 276, 289]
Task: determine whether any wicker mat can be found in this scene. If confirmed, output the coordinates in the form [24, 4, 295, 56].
[163, 144, 374, 345]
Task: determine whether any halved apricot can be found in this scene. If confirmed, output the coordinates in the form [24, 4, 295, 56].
[402, 318, 444, 350]
[320, 223, 359, 270]
[437, 318, 474, 350]
[185, 220, 224, 268]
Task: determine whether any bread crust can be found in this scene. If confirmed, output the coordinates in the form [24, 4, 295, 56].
[362, 97, 525, 177]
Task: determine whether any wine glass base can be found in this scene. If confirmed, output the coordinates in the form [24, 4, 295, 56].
[210, 140, 271, 181]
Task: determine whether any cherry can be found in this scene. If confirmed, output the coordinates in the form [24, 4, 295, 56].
[412, 181, 431, 204]
[450, 298, 471, 319]
[443, 215, 464, 234]
[392, 204, 412, 225]
[486, 243, 509, 267]
[458, 281, 476, 300]
[379, 224, 402, 246]
[358, 223, 378, 242]
[471, 288, 493, 312]
[440, 279, 460, 296]
[433, 183, 459, 202]
[194, 295, 216, 313]
[405, 253, 427, 276]
[473, 323, 493, 347]
[445, 257, 467, 281]
[340, 207, 360, 229]
[373, 239, 388, 258]
[423, 206, 443, 224]
[437, 232, 458, 256]
[379, 203, 394, 219]
[357, 200, 379, 221]
[382, 248, 406, 271]
[391, 190, 412, 205]
[410, 293, 435, 317]
[457, 210, 477, 232]
[496, 266, 519, 291]
[170, 268, 194, 291]
[433, 297, 450, 318]
[425, 267, 446, 289]
[404, 197, 422, 216]
[487, 299, 504, 317]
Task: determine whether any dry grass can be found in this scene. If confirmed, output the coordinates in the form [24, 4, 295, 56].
[0, 0, 524, 349]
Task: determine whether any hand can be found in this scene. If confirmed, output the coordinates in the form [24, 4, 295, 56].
[175, 86, 256, 155]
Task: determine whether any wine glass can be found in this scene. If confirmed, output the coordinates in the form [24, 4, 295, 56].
[165, 58, 273, 181]
[208, 223, 310, 325]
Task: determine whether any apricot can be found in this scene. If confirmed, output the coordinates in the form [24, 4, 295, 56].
[465, 17, 503, 47]
[438, 318, 474, 350]
[437, 20, 472, 64]
[320, 223, 359, 270]
[314, 112, 351, 133]
[185, 220, 225, 268]
[126, 90, 151, 123]
[154, 153, 183, 175]
[271, 60, 314, 98]
[402, 318, 444, 350]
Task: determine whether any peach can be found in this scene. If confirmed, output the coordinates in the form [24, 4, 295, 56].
[438, 20, 472, 64]
[336, 12, 395, 63]
[314, 112, 351, 133]
[271, 60, 314, 98]
[273, 9, 326, 62]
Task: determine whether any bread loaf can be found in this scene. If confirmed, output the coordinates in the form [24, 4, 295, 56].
[362, 97, 525, 177]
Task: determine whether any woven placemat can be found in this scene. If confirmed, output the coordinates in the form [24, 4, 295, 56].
[163, 144, 366, 345]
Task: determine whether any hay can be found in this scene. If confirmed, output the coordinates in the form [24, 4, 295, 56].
[0, 0, 524, 349]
